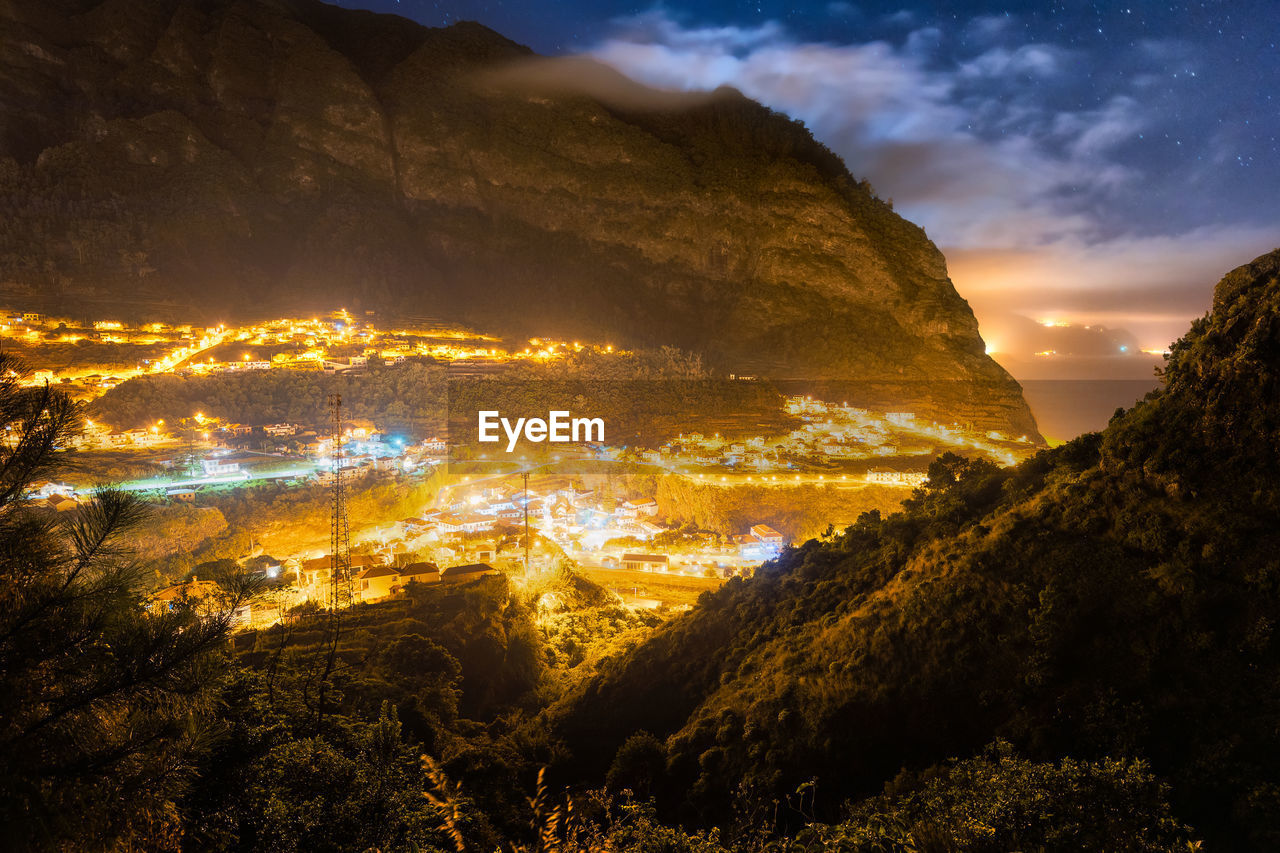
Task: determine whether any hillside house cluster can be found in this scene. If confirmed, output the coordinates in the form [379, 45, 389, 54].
[26, 480, 83, 512]
[395, 483, 664, 552]
[865, 469, 928, 487]
[647, 396, 1012, 477]
[293, 554, 495, 604]
[731, 523, 787, 560]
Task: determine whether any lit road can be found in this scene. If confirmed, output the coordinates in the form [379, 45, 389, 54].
[109, 462, 320, 494]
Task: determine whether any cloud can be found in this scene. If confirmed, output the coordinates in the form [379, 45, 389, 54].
[479, 54, 722, 111]
[607, 10, 785, 53]
[588, 13, 1145, 249]
[957, 43, 1067, 79]
[1052, 95, 1144, 159]
[947, 224, 1279, 349]
[577, 9, 1278, 375]
[964, 14, 1014, 44]
[825, 2, 859, 19]
[882, 10, 917, 28]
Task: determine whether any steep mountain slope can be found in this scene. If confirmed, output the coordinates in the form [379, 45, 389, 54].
[0, 0, 1037, 435]
[546, 249, 1280, 849]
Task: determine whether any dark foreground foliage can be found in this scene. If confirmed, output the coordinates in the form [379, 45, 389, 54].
[0, 354, 251, 847]
[545, 249, 1280, 848]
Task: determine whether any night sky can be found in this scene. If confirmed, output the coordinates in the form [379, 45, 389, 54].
[333, 0, 1278, 368]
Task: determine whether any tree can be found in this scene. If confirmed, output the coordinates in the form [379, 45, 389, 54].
[823, 740, 1194, 851]
[607, 731, 668, 797]
[0, 355, 248, 850]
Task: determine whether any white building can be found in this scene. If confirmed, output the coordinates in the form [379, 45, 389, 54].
[201, 458, 241, 476]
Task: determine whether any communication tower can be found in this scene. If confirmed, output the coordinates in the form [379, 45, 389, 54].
[329, 393, 353, 609]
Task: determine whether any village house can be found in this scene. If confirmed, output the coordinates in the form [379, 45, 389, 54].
[296, 554, 382, 589]
[322, 358, 365, 373]
[27, 480, 75, 500]
[750, 524, 785, 550]
[201, 457, 241, 476]
[628, 519, 665, 539]
[460, 512, 496, 532]
[123, 428, 162, 446]
[42, 494, 81, 513]
[435, 513, 465, 534]
[622, 553, 669, 572]
[398, 561, 440, 586]
[440, 563, 495, 584]
[356, 565, 400, 601]
[400, 517, 430, 536]
[148, 576, 219, 616]
[437, 513, 495, 535]
[865, 469, 927, 487]
[622, 494, 655, 514]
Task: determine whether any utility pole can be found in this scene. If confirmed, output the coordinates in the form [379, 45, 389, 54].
[522, 470, 531, 575]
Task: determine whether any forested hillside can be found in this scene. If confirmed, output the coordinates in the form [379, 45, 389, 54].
[545, 248, 1280, 849]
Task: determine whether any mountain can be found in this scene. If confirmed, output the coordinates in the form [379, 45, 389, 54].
[545, 249, 1280, 849]
[0, 0, 1038, 436]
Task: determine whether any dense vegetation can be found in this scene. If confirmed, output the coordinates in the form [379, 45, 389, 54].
[181, 575, 544, 851]
[126, 470, 447, 580]
[655, 475, 909, 543]
[89, 362, 449, 436]
[0, 354, 252, 846]
[544, 249, 1280, 848]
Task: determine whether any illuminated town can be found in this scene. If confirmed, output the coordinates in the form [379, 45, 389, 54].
[11, 305, 1036, 626]
[3, 307, 617, 396]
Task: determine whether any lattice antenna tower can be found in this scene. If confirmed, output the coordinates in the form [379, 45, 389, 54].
[329, 393, 352, 609]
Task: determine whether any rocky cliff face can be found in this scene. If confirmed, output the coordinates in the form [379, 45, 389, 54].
[0, 0, 1039, 436]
